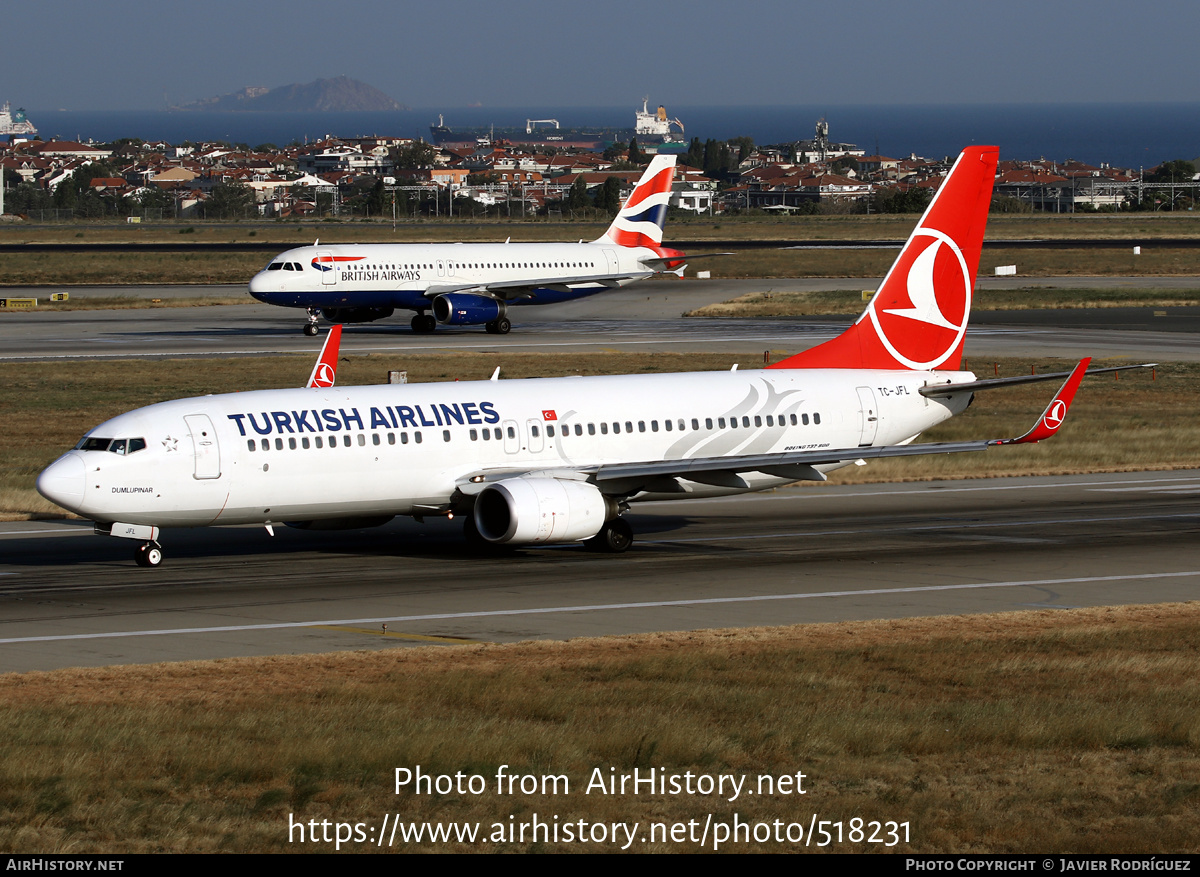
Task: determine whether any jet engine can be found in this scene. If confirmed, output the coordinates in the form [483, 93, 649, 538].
[433, 293, 504, 326]
[473, 477, 613, 544]
[320, 306, 394, 323]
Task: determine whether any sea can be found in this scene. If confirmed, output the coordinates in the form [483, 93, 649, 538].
[21, 103, 1200, 170]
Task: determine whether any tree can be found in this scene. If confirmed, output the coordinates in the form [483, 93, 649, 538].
[1147, 160, 1195, 184]
[627, 138, 643, 165]
[391, 141, 436, 169]
[594, 177, 622, 214]
[206, 182, 255, 219]
[566, 175, 591, 212]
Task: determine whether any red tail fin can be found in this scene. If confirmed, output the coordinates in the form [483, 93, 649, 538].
[770, 146, 999, 371]
[306, 324, 342, 388]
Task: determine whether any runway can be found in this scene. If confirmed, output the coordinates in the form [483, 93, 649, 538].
[3, 276, 1200, 362]
[3, 470, 1199, 672]
[3, 276, 1198, 673]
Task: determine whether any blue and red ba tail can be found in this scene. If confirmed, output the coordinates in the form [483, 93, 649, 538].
[597, 155, 676, 249]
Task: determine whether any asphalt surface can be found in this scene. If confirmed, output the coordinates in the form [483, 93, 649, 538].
[3, 276, 1200, 362]
[3, 276, 1198, 672]
[3, 470, 1199, 672]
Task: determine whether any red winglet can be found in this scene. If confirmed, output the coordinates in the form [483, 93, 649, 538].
[998, 357, 1091, 445]
[306, 324, 342, 389]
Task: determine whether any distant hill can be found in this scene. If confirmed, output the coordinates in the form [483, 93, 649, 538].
[177, 77, 407, 112]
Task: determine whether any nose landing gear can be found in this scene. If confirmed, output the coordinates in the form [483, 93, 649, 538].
[135, 541, 164, 567]
[303, 309, 321, 336]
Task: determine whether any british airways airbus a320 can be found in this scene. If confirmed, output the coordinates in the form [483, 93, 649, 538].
[38, 147, 1148, 567]
[248, 155, 686, 336]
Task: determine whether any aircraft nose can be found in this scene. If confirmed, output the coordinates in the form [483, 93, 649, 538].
[37, 453, 87, 513]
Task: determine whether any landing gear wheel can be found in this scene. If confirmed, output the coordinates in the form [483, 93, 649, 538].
[586, 518, 633, 554]
[484, 320, 498, 334]
[493, 317, 511, 335]
[411, 314, 437, 333]
[303, 322, 319, 337]
[135, 541, 163, 567]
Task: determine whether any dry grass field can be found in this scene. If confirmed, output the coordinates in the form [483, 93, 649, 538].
[0, 603, 1196, 852]
[2, 353, 1190, 518]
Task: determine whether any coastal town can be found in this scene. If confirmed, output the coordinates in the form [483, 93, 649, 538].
[0, 108, 1190, 221]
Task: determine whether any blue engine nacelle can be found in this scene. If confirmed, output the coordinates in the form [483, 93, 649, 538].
[433, 294, 504, 326]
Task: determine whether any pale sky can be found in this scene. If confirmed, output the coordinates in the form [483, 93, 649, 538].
[6, 0, 1197, 110]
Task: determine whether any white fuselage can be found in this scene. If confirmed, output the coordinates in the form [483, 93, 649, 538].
[40, 368, 971, 530]
[247, 241, 663, 310]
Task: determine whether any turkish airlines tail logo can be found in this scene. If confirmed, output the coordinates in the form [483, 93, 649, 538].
[769, 146, 1000, 371]
[599, 155, 676, 249]
[306, 324, 343, 389]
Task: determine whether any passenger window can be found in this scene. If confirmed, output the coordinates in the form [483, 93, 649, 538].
[247, 440, 255, 452]
[443, 430, 451, 442]
[802, 414, 809, 425]
[547, 425, 555, 437]
[638, 421, 646, 433]
[588, 423, 596, 436]
[705, 418, 713, 430]
[814, 413, 821, 425]
[791, 414, 798, 426]
[261, 439, 270, 451]
[574, 424, 583, 436]
[470, 429, 478, 441]
[275, 438, 283, 450]
[357, 434, 366, 446]
[372, 434, 380, 446]
[691, 418, 699, 430]
[316, 436, 324, 448]
[415, 432, 423, 443]
[388, 433, 395, 445]
[664, 420, 672, 432]
[651, 421, 659, 432]
[766, 415, 774, 427]
[625, 421, 633, 433]
[742, 416, 750, 428]
[754, 416, 762, 427]
[302, 437, 310, 449]
[506, 426, 515, 439]
[401, 432, 409, 444]
[343, 435, 351, 447]
[288, 437, 297, 450]
[719, 418, 726, 429]
[601, 423, 609, 435]
[531, 425, 540, 438]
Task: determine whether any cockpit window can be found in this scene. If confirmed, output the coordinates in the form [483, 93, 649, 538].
[74, 437, 147, 454]
[267, 262, 284, 271]
[283, 263, 295, 271]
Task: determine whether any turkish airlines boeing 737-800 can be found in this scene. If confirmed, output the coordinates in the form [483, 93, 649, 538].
[39, 147, 1140, 567]
[248, 155, 686, 336]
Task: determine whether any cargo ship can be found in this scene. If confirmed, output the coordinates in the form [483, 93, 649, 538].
[430, 98, 685, 152]
[0, 102, 36, 138]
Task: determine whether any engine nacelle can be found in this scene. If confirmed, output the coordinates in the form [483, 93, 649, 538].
[320, 306, 394, 323]
[433, 293, 504, 326]
[474, 477, 609, 544]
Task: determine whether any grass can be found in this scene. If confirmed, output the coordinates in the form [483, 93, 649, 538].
[1, 353, 1190, 518]
[689, 286, 1200, 317]
[0, 602, 1196, 852]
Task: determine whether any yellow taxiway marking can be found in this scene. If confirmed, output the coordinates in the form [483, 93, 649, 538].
[317, 625, 478, 644]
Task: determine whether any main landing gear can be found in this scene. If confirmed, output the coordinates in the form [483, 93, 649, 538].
[135, 541, 164, 567]
[586, 517, 633, 553]
[485, 318, 512, 335]
[303, 308, 321, 336]
[411, 313, 437, 333]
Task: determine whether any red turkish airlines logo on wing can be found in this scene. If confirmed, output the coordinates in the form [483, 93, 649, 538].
[311, 363, 336, 388]
[1042, 399, 1067, 431]
[868, 229, 972, 370]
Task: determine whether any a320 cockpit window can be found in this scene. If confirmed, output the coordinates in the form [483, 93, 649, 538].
[266, 261, 303, 271]
[75, 437, 146, 454]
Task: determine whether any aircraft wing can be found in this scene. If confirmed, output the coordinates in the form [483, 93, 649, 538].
[456, 360, 1093, 496]
[423, 271, 639, 301]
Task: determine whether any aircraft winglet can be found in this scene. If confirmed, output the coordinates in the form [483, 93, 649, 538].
[306, 324, 343, 389]
[995, 357, 1091, 446]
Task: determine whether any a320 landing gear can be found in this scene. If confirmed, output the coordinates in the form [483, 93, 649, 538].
[485, 318, 512, 335]
[411, 313, 437, 333]
[586, 517, 633, 553]
[303, 308, 321, 336]
[135, 541, 164, 567]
